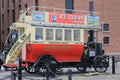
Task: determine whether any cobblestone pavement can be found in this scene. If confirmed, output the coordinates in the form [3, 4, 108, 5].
[0, 61, 120, 80]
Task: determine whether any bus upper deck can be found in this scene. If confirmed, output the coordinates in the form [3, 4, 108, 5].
[16, 6, 101, 29]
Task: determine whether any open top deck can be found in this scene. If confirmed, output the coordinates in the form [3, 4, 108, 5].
[11, 6, 101, 30]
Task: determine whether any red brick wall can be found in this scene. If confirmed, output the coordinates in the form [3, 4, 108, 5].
[0, 0, 120, 53]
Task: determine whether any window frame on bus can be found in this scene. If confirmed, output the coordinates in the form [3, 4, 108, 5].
[64, 29, 72, 41]
[33, 27, 83, 44]
[55, 29, 63, 41]
[35, 28, 43, 40]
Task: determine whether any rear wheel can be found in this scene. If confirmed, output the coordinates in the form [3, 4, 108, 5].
[94, 57, 108, 73]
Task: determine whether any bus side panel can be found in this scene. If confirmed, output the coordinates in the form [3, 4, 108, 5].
[26, 44, 84, 63]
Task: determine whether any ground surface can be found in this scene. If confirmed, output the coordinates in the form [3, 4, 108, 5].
[0, 61, 120, 80]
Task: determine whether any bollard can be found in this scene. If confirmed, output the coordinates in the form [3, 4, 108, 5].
[11, 67, 16, 80]
[13, 72, 16, 80]
[46, 65, 50, 80]
[67, 69, 72, 80]
[11, 67, 13, 80]
[18, 58, 22, 80]
[112, 56, 115, 74]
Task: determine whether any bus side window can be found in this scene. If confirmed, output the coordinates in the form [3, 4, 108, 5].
[35, 28, 43, 40]
[46, 29, 53, 40]
[56, 29, 62, 40]
[74, 30, 80, 41]
[65, 30, 71, 41]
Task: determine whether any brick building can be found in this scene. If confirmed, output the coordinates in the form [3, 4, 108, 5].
[0, 0, 120, 53]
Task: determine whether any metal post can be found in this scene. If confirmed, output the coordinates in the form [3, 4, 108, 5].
[18, 58, 22, 80]
[11, 67, 13, 80]
[12, 72, 16, 80]
[50, 61, 56, 78]
[46, 65, 49, 80]
[11, 67, 16, 80]
[67, 69, 72, 80]
[112, 56, 115, 74]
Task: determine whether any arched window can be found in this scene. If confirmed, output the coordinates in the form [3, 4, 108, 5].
[103, 37, 109, 44]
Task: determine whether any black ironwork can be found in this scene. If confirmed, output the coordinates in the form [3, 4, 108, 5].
[112, 56, 115, 74]
[18, 58, 22, 80]
[67, 69, 72, 80]
[46, 65, 50, 80]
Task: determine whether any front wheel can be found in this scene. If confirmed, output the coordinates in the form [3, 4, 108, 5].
[94, 57, 108, 73]
[39, 55, 56, 76]
[25, 63, 39, 74]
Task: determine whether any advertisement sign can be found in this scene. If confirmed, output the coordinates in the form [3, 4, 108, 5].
[87, 15, 99, 26]
[32, 12, 45, 22]
[49, 12, 85, 25]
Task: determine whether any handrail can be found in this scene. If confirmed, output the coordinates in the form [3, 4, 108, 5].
[20, 6, 99, 16]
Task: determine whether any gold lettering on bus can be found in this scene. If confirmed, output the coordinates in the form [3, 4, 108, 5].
[44, 46, 72, 50]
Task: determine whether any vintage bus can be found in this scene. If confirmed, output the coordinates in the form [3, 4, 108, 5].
[3, 7, 109, 74]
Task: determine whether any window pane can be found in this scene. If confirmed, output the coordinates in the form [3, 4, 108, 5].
[103, 37, 109, 44]
[35, 0, 39, 11]
[74, 30, 80, 41]
[35, 28, 43, 40]
[56, 29, 62, 40]
[103, 24, 109, 31]
[46, 29, 53, 40]
[89, 1, 94, 15]
[65, 30, 71, 41]
[65, 0, 74, 13]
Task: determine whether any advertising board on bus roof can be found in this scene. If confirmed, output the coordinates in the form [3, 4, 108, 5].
[31, 11, 99, 27]
[49, 12, 85, 25]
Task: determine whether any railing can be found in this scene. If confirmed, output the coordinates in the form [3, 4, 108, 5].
[20, 6, 99, 16]
[18, 6, 101, 31]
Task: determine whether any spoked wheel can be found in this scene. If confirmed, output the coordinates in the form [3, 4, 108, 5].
[39, 65, 46, 76]
[39, 55, 55, 76]
[94, 57, 108, 73]
[25, 64, 39, 74]
[76, 66, 87, 73]
[56, 68, 63, 74]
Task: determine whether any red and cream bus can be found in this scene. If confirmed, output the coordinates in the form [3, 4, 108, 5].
[3, 7, 109, 74]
